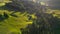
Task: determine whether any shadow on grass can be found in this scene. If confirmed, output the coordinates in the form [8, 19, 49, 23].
[0, 12, 9, 22]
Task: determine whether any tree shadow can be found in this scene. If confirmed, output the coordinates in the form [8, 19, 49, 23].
[20, 13, 60, 34]
[4, 1, 41, 14]
[0, 12, 9, 22]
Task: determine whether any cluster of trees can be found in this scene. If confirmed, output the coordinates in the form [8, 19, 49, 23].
[5, 0, 42, 14]
[20, 13, 60, 34]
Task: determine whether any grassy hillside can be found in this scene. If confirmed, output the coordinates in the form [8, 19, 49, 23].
[0, 0, 60, 34]
[0, 2, 37, 34]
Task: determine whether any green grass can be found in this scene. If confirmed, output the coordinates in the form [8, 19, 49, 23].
[46, 9, 60, 18]
[0, 3, 36, 34]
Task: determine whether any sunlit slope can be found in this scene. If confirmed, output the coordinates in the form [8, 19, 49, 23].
[46, 9, 60, 18]
[0, 0, 12, 6]
[0, 5, 36, 34]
